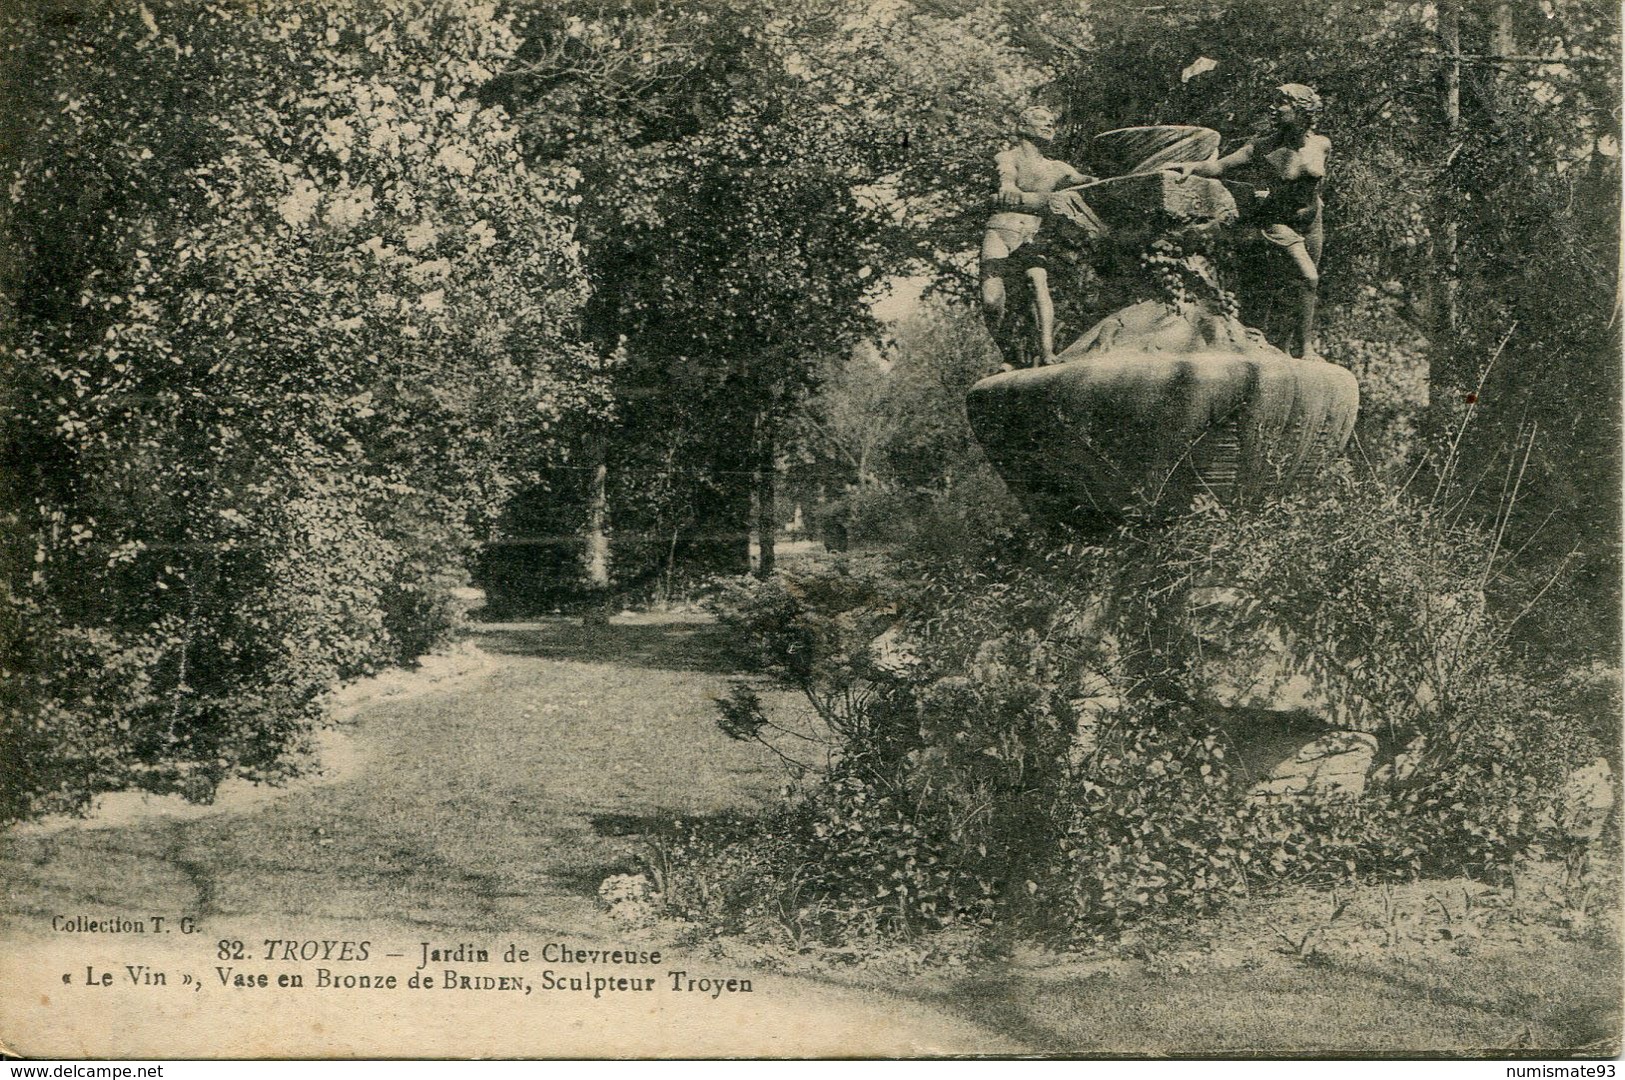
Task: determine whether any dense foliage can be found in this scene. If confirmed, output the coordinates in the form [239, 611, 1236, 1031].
[0, 0, 605, 820]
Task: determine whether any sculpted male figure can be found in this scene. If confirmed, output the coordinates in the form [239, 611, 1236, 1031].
[1172, 84, 1330, 359]
[980, 106, 1094, 367]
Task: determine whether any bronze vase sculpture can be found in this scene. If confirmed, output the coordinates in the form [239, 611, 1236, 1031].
[968, 119, 1357, 529]
[966, 302, 1358, 529]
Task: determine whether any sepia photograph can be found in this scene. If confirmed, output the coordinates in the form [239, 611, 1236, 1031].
[1, 0, 1620, 1061]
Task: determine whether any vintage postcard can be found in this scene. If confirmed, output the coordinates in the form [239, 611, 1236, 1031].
[2, 0, 1620, 1061]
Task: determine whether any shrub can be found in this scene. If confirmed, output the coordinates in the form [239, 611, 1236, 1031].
[895, 462, 1024, 566]
[678, 465, 1609, 949]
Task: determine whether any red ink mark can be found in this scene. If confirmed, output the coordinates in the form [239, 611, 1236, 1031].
[1465, 392, 1478, 404]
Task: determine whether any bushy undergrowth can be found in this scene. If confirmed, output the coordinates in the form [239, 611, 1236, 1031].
[669, 468, 1612, 949]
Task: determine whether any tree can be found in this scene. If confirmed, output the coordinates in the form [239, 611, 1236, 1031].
[1424, 0, 1621, 653]
[795, 343, 897, 491]
[0, 0, 606, 818]
[785, 299, 1016, 553]
[797, 0, 1084, 274]
[488, 0, 917, 590]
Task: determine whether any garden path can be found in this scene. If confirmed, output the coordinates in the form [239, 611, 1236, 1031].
[1, 613, 1020, 1057]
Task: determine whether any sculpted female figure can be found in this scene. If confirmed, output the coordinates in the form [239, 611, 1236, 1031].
[980, 105, 1094, 367]
[1172, 84, 1330, 359]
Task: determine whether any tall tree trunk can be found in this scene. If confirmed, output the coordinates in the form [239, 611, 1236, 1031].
[581, 433, 611, 626]
[1490, 2, 1515, 65]
[1437, 0, 1462, 341]
[583, 437, 610, 591]
[755, 414, 776, 579]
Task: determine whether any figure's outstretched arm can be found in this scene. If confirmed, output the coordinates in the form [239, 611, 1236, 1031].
[1063, 162, 1098, 187]
[1172, 142, 1254, 178]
